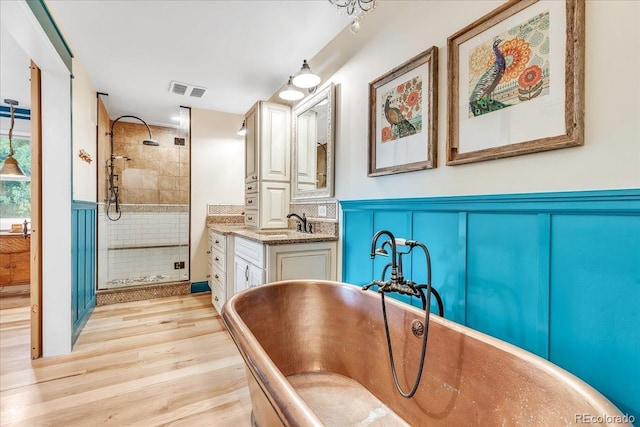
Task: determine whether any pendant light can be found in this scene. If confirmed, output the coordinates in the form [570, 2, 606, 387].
[291, 60, 321, 89]
[279, 76, 304, 101]
[0, 99, 29, 181]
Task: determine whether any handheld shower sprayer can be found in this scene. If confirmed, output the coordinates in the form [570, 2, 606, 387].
[106, 115, 158, 221]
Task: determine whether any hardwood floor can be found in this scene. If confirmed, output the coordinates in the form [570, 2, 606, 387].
[0, 291, 253, 426]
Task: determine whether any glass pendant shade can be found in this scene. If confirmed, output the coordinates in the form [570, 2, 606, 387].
[0, 99, 29, 181]
[291, 60, 321, 89]
[279, 77, 304, 101]
[0, 156, 29, 181]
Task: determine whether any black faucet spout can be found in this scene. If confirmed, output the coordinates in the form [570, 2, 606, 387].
[286, 212, 308, 233]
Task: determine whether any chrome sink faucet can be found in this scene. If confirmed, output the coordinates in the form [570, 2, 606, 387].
[286, 212, 311, 233]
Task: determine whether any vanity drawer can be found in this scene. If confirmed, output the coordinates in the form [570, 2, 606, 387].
[245, 182, 258, 194]
[245, 210, 259, 228]
[235, 236, 264, 268]
[210, 265, 226, 289]
[245, 194, 258, 209]
[211, 249, 226, 272]
[210, 231, 226, 253]
[211, 280, 226, 314]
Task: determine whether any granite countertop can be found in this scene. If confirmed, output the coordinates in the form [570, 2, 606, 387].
[207, 224, 337, 245]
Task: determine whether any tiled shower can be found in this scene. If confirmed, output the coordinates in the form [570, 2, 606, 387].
[97, 99, 190, 290]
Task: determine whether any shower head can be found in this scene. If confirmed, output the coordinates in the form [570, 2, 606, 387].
[110, 115, 159, 149]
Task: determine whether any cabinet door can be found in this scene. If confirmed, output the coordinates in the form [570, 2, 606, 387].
[0, 259, 11, 285]
[245, 105, 258, 183]
[247, 263, 265, 289]
[261, 103, 290, 182]
[259, 181, 290, 229]
[234, 256, 249, 293]
[11, 251, 30, 283]
[267, 241, 337, 282]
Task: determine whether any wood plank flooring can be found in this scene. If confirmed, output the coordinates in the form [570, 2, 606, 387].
[0, 291, 253, 426]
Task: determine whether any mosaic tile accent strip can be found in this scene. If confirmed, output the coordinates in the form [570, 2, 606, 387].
[100, 203, 189, 213]
[96, 281, 191, 306]
[207, 204, 245, 215]
[289, 200, 338, 221]
[206, 215, 245, 225]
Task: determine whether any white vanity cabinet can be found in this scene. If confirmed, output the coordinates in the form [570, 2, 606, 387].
[233, 236, 337, 293]
[244, 101, 291, 229]
[234, 236, 265, 292]
[266, 241, 337, 282]
[208, 229, 234, 314]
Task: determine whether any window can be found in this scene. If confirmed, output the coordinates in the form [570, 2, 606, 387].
[0, 135, 31, 221]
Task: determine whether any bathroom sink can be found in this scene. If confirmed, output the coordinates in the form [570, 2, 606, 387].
[256, 230, 299, 238]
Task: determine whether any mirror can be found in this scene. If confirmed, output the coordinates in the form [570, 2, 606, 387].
[292, 83, 335, 200]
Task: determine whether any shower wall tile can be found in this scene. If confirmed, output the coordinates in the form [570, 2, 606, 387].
[159, 176, 179, 191]
[101, 121, 189, 205]
[102, 206, 190, 289]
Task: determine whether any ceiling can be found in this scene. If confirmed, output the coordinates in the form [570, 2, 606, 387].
[43, 0, 353, 127]
[0, 25, 32, 134]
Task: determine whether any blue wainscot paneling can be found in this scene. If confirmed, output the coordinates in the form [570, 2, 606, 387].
[72, 201, 97, 345]
[340, 189, 640, 420]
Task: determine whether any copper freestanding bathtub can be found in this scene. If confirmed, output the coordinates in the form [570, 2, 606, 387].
[222, 280, 629, 426]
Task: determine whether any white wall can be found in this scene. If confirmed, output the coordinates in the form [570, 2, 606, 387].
[1, 0, 73, 356]
[190, 108, 244, 282]
[307, 0, 640, 201]
[71, 59, 97, 202]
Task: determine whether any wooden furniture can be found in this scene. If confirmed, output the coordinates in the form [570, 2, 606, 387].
[244, 101, 291, 229]
[207, 229, 234, 314]
[0, 233, 30, 286]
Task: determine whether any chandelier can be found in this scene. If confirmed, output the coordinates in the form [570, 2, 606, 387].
[329, 0, 377, 16]
[328, 0, 378, 33]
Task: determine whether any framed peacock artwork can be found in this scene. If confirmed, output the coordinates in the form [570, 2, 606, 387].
[368, 46, 438, 177]
[447, 0, 585, 165]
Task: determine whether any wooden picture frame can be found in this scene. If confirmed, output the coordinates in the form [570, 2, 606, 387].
[446, 0, 585, 165]
[368, 47, 438, 177]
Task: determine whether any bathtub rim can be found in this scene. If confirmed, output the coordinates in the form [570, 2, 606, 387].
[221, 279, 626, 426]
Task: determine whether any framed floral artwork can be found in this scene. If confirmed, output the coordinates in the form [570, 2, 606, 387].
[447, 0, 585, 165]
[368, 47, 438, 176]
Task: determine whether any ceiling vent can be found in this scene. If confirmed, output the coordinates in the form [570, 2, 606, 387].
[168, 81, 207, 98]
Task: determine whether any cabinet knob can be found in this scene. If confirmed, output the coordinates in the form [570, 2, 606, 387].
[252, 175, 257, 180]
[247, 186, 253, 190]
[214, 274, 219, 279]
[245, 265, 249, 281]
[206, 250, 211, 254]
[215, 240, 220, 244]
[247, 216, 254, 221]
[215, 256, 220, 261]
[247, 200, 253, 204]
[214, 296, 219, 301]
[206, 274, 211, 278]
